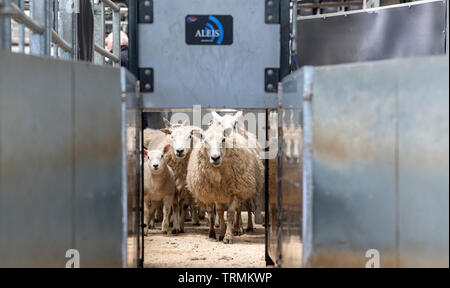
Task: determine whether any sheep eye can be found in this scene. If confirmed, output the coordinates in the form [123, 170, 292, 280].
[222, 138, 226, 143]
[160, 154, 163, 159]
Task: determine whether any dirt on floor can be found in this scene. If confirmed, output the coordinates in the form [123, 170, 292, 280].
[143, 217, 266, 268]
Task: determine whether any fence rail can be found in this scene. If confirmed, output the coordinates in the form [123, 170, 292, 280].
[0, 0, 122, 65]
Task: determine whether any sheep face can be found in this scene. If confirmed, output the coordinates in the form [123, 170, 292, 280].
[168, 127, 194, 159]
[144, 146, 169, 175]
[202, 128, 228, 167]
[212, 111, 243, 137]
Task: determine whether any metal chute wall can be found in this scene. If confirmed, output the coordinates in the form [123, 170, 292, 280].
[0, 51, 124, 267]
[296, 0, 447, 67]
[297, 56, 448, 268]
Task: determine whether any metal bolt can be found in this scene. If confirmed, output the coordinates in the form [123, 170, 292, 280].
[145, 69, 152, 76]
[267, 84, 274, 90]
[144, 0, 150, 6]
[145, 83, 152, 90]
[144, 14, 151, 22]
[267, 15, 273, 21]
[267, 1, 273, 7]
[267, 69, 274, 76]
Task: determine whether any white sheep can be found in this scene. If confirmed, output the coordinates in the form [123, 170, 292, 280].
[143, 146, 180, 235]
[160, 119, 203, 232]
[211, 111, 265, 228]
[186, 123, 264, 243]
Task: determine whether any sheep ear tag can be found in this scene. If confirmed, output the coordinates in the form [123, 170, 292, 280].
[143, 149, 148, 156]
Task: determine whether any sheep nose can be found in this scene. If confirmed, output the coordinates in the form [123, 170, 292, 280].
[211, 155, 221, 162]
[176, 149, 184, 156]
[153, 164, 159, 169]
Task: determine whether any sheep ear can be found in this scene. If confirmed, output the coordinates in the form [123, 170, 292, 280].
[160, 128, 171, 135]
[163, 144, 170, 155]
[163, 118, 172, 128]
[212, 111, 222, 123]
[191, 129, 203, 140]
[234, 111, 243, 121]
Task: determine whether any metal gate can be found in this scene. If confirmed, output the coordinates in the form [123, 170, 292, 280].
[128, 0, 290, 266]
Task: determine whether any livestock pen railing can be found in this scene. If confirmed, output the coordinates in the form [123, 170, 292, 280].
[0, 0, 123, 65]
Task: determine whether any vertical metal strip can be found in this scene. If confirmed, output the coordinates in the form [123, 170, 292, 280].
[59, 0, 73, 59]
[93, 0, 105, 64]
[302, 66, 314, 267]
[53, 0, 59, 57]
[112, 9, 120, 67]
[18, 0, 25, 53]
[120, 68, 128, 268]
[280, 0, 291, 79]
[127, 0, 138, 76]
[276, 83, 284, 266]
[1, 0, 11, 51]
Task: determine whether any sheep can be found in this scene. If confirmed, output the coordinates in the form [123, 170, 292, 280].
[186, 123, 264, 244]
[143, 145, 180, 236]
[211, 111, 265, 229]
[160, 119, 203, 232]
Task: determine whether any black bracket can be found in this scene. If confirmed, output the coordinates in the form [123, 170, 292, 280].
[265, 68, 279, 93]
[265, 0, 280, 24]
[138, 0, 153, 24]
[139, 68, 154, 92]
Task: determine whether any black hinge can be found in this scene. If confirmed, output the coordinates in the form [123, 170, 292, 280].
[139, 68, 154, 92]
[138, 0, 153, 24]
[265, 0, 280, 24]
[265, 68, 280, 93]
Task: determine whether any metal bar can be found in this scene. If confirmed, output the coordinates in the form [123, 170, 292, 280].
[298, 2, 363, 9]
[112, 8, 120, 67]
[291, 0, 298, 56]
[18, 0, 25, 53]
[53, 0, 59, 57]
[94, 43, 120, 63]
[30, 0, 50, 55]
[45, 0, 51, 55]
[100, 0, 119, 12]
[72, 1, 77, 59]
[1, 0, 12, 51]
[51, 28, 71, 52]
[9, 2, 45, 34]
[93, 0, 105, 64]
[59, 0, 73, 59]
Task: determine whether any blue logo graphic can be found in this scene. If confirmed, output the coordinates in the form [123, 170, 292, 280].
[206, 16, 224, 45]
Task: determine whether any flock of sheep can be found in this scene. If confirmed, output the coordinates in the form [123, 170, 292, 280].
[138, 111, 265, 244]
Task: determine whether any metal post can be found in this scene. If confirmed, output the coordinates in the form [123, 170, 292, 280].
[59, 0, 73, 59]
[112, 7, 120, 67]
[18, 0, 25, 53]
[53, 0, 59, 57]
[93, 0, 105, 64]
[31, 0, 51, 55]
[1, 0, 11, 51]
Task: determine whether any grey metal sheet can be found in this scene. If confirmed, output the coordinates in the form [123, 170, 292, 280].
[296, 0, 447, 66]
[73, 63, 123, 268]
[0, 52, 73, 268]
[297, 55, 449, 267]
[0, 50, 123, 267]
[138, 0, 280, 109]
[396, 57, 449, 268]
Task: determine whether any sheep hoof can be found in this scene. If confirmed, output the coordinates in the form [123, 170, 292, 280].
[245, 227, 254, 233]
[223, 236, 233, 244]
[171, 229, 179, 235]
[193, 222, 201, 226]
[209, 230, 216, 239]
[163, 231, 168, 235]
[169, 222, 173, 228]
[233, 231, 242, 236]
[214, 224, 220, 228]
[179, 228, 185, 233]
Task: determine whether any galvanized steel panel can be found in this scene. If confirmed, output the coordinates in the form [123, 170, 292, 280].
[0, 51, 123, 267]
[296, 0, 447, 67]
[138, 0, 280, 109]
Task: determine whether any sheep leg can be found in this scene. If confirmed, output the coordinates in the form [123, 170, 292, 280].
[170, 197, 181, 234]
[161, 200, 171, 234]
[179, 197, 186, 233]
[191, 200, 200, 226]
[144, 202, 158, 236]
[224, 198, 240, 244]
[214, 211, 220, 228]
[207, 204, 216, 239]
[233, 207, 243, 236]
[217, 204, 226, 242]
[246, 210, 254, 232]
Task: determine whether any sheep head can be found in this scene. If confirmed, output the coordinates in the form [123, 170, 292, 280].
[160, 118, 201, 159]
[212, 111, 243, 137]
[143, 145, 171, 175]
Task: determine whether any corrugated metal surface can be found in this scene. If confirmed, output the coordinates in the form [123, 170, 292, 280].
[0, 50, 123, 268]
